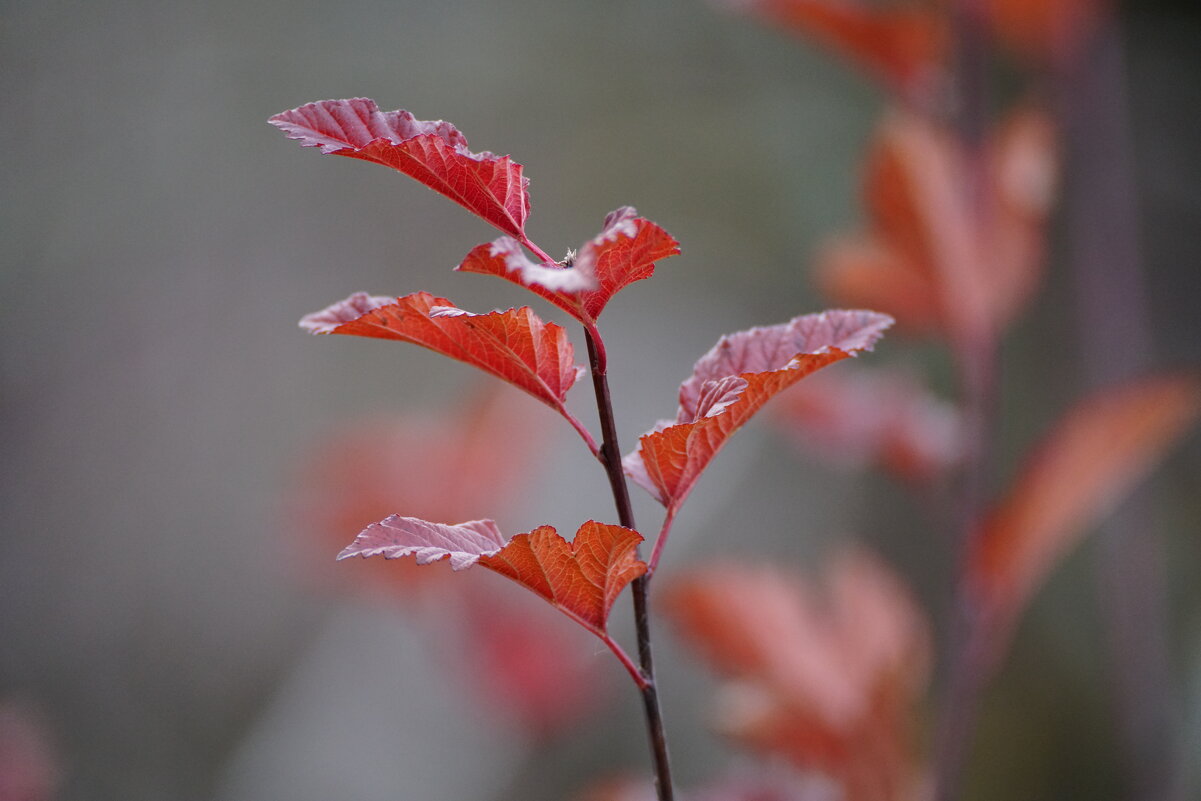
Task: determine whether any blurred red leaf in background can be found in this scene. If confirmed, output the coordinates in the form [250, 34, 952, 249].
[287, 383, 617, 736]
[719, 0, 947, 101]
[0, 701, 58, 801]
[289, 382, 547, 598]
[722, 0, 1101, 88]
[986, 0, 1102, 66]
[269, 98, 530, 238]
[966, 372, 1201, 652]
[456, 582, 609, 739]
[816, 107, 1055, 355]
[773, 366, 962, 483]
[664, 550, 930, 801]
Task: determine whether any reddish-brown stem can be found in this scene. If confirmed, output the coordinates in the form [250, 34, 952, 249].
[950, 0, 990, 155]
[584, 328, 675, 801]
[932, 338, 997, 801]
[602, 633, 650, 690]
[585, 320, 608, 374]
[646, 507, 677, 578]
[932, 3, 998, 795]
[521, 237, 557, 266]
[515, 236, 601, 455]
[561, 408, 601, 458]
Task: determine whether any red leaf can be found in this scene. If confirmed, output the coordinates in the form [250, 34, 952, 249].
[289, 383, 550, 599]
[479, 521, 646, 636]
[269, 98, 530, 238]
[816, 108, 1056, 352]
[663, 550, 930, 801]
[723, 0, 947, 100]
[772, 366, 962, 483]
[815, 237, 944, 336]
[967, 372, 1201, 637]
[457, 583, 611, 738]
[301, 291, 584, 417]
[337, 516, 508, 569]
[625, 310, 893, 511]
[0, 701, 59, 801]
[457, 207, 680, 325]
[986, 0, 1101, 65]
[339, 518, 646, 637]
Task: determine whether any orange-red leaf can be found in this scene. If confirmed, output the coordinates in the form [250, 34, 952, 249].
[479, 521, 646, 636]
[663, 550, 930, 801]
[457, 207, 680, 325]
[814, 237, 944, 336]
[289, 383, 549, 599]
[625, 310, 893, 510]
[723, 0, 947, 100]
[269, 98, 530, 238]
[0, 701, 59, 801]
[339, 517, 645, 637]
[457, 583, 611, 738]
[773, 366, 962, 482]
[300, 291, 584, 414]
[816, 108, 1056, 351]
[986, 0, 1101, 66]
[967, 373, 1201, 629]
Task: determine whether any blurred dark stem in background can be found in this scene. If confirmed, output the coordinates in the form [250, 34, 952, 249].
[1061, 7, 1185, 801]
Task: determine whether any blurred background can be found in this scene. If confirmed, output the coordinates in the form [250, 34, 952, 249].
[2, 1, 1199, 799]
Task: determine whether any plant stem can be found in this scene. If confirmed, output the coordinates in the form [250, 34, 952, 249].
[563, 408, 601, 458]
[647, 507, 677, 577]
[932, 340, 997, 801]
[522, 237, 558, 266]
[933, 3, 998, 794]
[584, 328, 675, 801]
[602, 633, 650, 690]
[950, 0, 990, 156]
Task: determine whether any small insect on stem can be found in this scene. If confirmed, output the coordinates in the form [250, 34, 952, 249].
[561, 248, 577, 268]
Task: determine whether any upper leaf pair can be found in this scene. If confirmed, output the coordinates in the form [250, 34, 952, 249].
[269, 99, 680, 326]
[275, 99, 681, 425]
